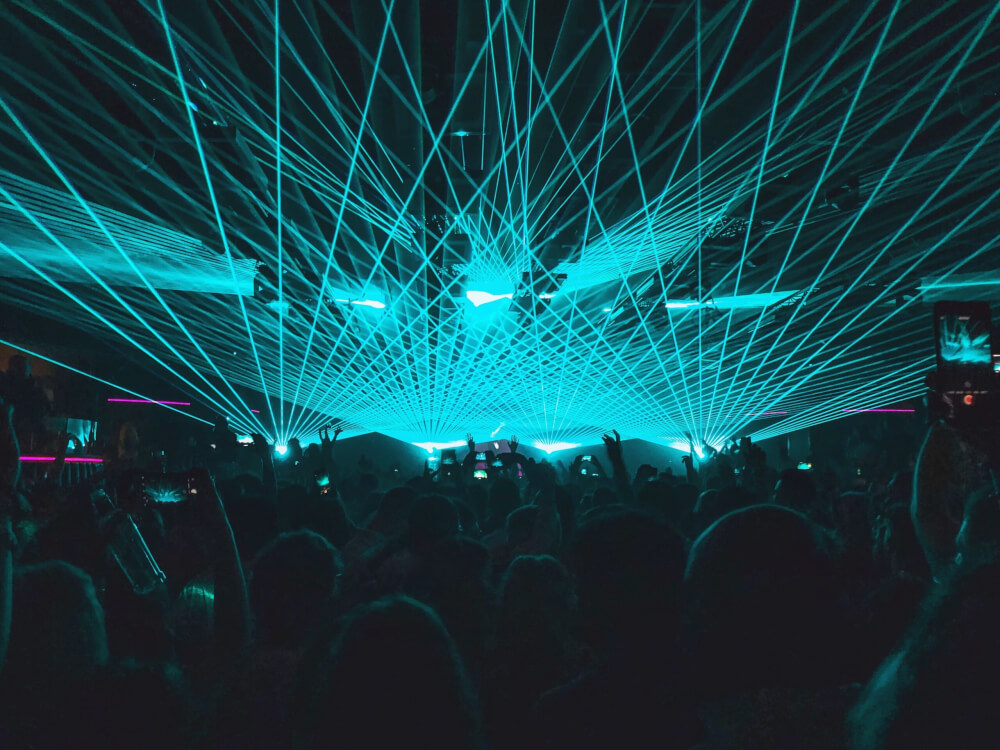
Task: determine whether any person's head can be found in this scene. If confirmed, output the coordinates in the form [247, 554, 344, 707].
[591, 486, 618, 507]
[405, 537, 491, 675]
[409, 494, 459, 554]
[368, 485, 418, 537]
[7, 561, 108, 679]
[250, 530, 343, 649]
[488, 478, 520, 529]
[506, 505, 539, 549]
[299, 596, 483, 749]
[684, 504, 844, 698]
[774, 467, 819, 514]
[498, 555, 574, 647]
[570, 510, 686, 656]
[118, 422, 140, 461]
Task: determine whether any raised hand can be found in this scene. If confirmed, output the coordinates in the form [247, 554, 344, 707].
[466, 433, 476, 453]
[319, 425, 330, 446]
[601, 429, 623, 465]
[509, 435, 519, 454]
[333, 425, 343, 440]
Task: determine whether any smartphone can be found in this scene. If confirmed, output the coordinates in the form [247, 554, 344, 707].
[236, 435, 254, 446]
[797, 461, 812, 471]
[476, 452, 486, 460]
[141, 472, 196, 503]
[441, 449, 457, 466]
[491, 458, 503, 467]
[582, 455, 592, 461]
[473, 469, 488, 480]
[933, 301, 995, 425]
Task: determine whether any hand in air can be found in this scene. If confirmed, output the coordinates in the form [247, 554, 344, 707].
[601, 429, 623, 464]
[466, 433, 476, 453]
[509, 435, 519, 454]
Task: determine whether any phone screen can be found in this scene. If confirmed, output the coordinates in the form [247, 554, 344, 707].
[797, 461, 812, 471]
[473, 469, 487, 480]
[441, 449, 457, 465]
[476, 452, 486, 460]
[142, 472, 196, 503]
[935, 302, 993, 374]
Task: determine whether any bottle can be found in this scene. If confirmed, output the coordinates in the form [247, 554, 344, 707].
[94, 490, 166, 595]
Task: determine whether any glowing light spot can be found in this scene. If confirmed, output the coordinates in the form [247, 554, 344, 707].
[466, 290, 513, 307]
[274, 444, 288, 456]
[531, 440, 580, 454]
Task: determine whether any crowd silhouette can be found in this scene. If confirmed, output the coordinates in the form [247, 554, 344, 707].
[1, 354, 999, 749]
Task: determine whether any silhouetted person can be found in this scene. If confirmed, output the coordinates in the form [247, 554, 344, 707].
[487, 555, 577, 750]
[298, 596, 484, 749]
[533, 510, 698, 749]
[684, 504, 855, 748]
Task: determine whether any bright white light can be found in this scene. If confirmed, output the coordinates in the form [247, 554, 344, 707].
[602, 307, 612, 312]
[351, 299, 386, 309]
[664, 292, 797, 311]
[411, 439, 467, 453]
[466, 290, 514, 307]
[667, 441, 690, 452]
[274, 444, 288, 456]
[539, 292, 556, 299]
[532, 440, 580, 454]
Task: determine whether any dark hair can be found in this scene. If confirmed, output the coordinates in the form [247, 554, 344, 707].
[409, 494, 459, 552]
[571, 509, 686, 653]
[299, 596, 484, 749]
[7, 560, 108, 679]
[506, 505, 539, 549]
[250, 530, 343, 649]
[684, 505, 844, 697]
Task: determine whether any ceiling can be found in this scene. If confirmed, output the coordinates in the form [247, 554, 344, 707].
[1, 0, 998, 447]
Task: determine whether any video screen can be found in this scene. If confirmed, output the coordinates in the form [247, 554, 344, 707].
[937, 313, 992, 366]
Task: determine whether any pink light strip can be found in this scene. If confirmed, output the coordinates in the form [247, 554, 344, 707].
[251, 409, 260, 413]
[107, 398, 191, 406]
[19, 456, 104, 463]
[843, 408, 915, 413]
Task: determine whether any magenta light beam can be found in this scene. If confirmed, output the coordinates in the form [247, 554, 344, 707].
[107, 398, 191, 406]
[20, 456, 104, 463]
[842, 408, 916, 413]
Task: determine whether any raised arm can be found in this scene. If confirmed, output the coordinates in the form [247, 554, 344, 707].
[252, 433, 277, 501]
[190, 468, 250, 671]
[601, 429, 633, 503]
[911, 423, 966, 578]
[0, 401, 20, 673]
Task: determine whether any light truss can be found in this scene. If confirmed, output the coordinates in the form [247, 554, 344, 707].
[1, 0, 999, 450]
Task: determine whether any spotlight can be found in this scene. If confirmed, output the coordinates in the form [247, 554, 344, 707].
[274, 444, 288, 457]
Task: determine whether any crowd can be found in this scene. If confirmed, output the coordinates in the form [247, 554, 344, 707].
[1, 354, 1000, 749]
